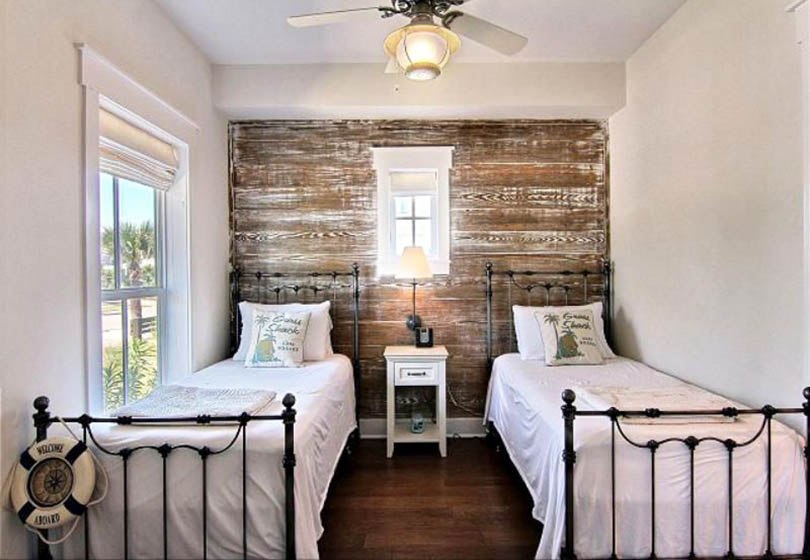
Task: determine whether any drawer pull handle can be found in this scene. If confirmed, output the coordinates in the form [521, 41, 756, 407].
[407, 371, 427, 377]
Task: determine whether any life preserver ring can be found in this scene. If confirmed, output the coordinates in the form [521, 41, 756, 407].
[10, 437, 96, 530]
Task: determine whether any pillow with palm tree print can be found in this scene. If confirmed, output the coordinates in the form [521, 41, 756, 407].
[245, 310, 311, 368]
[535, 309, 604, 366]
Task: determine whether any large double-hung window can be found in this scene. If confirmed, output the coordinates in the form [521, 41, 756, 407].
[100, 172, 164, 411]
[96, 107, 178, 411]
[81, 45, 193, 415]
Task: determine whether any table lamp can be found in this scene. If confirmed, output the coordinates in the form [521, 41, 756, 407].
[396, 246, 433, 332]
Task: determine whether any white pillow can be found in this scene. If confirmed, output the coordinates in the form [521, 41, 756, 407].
[513, 301, 614, 360]
[535, 309, 604, 366]
[234, 301, 333, 362]
[245, 310, 310, 368]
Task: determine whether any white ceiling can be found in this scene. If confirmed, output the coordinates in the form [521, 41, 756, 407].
[156, 0, 686, 65]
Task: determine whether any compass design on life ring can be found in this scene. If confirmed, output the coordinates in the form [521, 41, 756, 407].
[28, 458, 73, 507]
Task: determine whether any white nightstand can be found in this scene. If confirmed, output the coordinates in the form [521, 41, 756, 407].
[384, 345, 448, 458]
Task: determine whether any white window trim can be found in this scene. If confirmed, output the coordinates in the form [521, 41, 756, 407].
[79, 44, 196, 413]
[371, 146, 453, 277]
[788, 1, 810, 387]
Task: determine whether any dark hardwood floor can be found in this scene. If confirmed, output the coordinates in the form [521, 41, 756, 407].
[318, 438, 542, 559]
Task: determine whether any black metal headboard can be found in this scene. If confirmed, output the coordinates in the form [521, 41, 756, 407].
[230, 263, 361, 419]
[485, 260, 612, 373]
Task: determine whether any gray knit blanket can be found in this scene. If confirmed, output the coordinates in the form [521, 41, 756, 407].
[113, 385, 276, 418]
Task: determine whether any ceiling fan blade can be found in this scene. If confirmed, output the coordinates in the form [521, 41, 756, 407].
[384, 57, 400, 74]
[448, 12, 527, 55]
[288, 7, 383, 28]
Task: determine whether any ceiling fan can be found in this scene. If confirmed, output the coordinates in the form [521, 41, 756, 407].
[288, 0, 528, 81]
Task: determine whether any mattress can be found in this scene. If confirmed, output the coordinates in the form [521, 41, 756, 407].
[485, 354, 806, 559]
[62, 355, 356, 559]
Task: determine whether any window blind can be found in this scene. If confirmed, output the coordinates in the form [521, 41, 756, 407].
[390, 171, 438, 192]
[99, 109, 179, 191]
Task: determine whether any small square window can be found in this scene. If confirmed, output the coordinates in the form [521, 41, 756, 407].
[372, 147, 453, 277]
[392, 194, 437, 258]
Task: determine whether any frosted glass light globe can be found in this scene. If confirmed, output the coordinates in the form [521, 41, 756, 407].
[384, 23, 461, 82]
[396, 31, 449, 80]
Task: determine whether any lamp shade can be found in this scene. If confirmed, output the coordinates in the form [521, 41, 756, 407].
[396, 247, 433, 279]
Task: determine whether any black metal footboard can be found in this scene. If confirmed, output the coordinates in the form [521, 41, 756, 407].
[560, 388, 810, 560]
[32, 393, 298, 560]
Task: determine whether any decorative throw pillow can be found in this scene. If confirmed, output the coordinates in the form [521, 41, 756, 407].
[234, 301, 333, 362]
[535, 309, 604, 366]
[245, 310, 311, 368]
[514, 302, 615, 361]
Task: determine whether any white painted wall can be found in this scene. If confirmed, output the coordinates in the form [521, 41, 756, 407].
[0, 1, 229, 555]
[796, 0, 810, 403]
[610, 0, 806, 420]
[213, 62, 626, 119]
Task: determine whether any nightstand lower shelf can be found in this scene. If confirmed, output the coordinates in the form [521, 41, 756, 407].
[393, 420, 440, 443]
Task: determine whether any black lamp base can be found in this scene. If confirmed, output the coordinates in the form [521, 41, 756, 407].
[406, 314, 422, 331]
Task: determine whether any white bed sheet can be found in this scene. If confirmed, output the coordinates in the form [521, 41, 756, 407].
[485, 354, 806, 559]
[62, 355, 356, 559]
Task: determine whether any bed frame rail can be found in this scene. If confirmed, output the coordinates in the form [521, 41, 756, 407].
[560, 388, 810, 560]
[32, 394, 298, 560]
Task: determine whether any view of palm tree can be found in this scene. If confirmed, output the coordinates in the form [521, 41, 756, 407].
[251, 313, 277, 363]
[100, 173, 160, 411]
[102, 222, 156, 289]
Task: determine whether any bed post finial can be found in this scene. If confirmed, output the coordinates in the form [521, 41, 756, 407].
[562, 389, 576, 407]
[34, 395, 50, 413]
[33, 396, 50, 442]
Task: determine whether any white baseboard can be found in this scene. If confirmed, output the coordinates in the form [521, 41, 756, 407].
[359, 417, 486, 439]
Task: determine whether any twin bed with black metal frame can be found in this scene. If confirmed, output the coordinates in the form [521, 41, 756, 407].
[29, 265, 361, 560]
[484, 261, 810, 559]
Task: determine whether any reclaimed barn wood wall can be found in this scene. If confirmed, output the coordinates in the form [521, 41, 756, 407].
[229, 120, 609, 418]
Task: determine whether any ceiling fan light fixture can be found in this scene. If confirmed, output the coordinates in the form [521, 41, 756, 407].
[384, 23, 460, 81]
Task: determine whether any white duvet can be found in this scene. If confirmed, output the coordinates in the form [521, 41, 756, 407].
[62, 355, 356, 559]
[485, 354, 806, 559]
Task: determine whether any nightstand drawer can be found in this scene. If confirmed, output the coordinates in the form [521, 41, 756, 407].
[394, 362, 437, 385]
